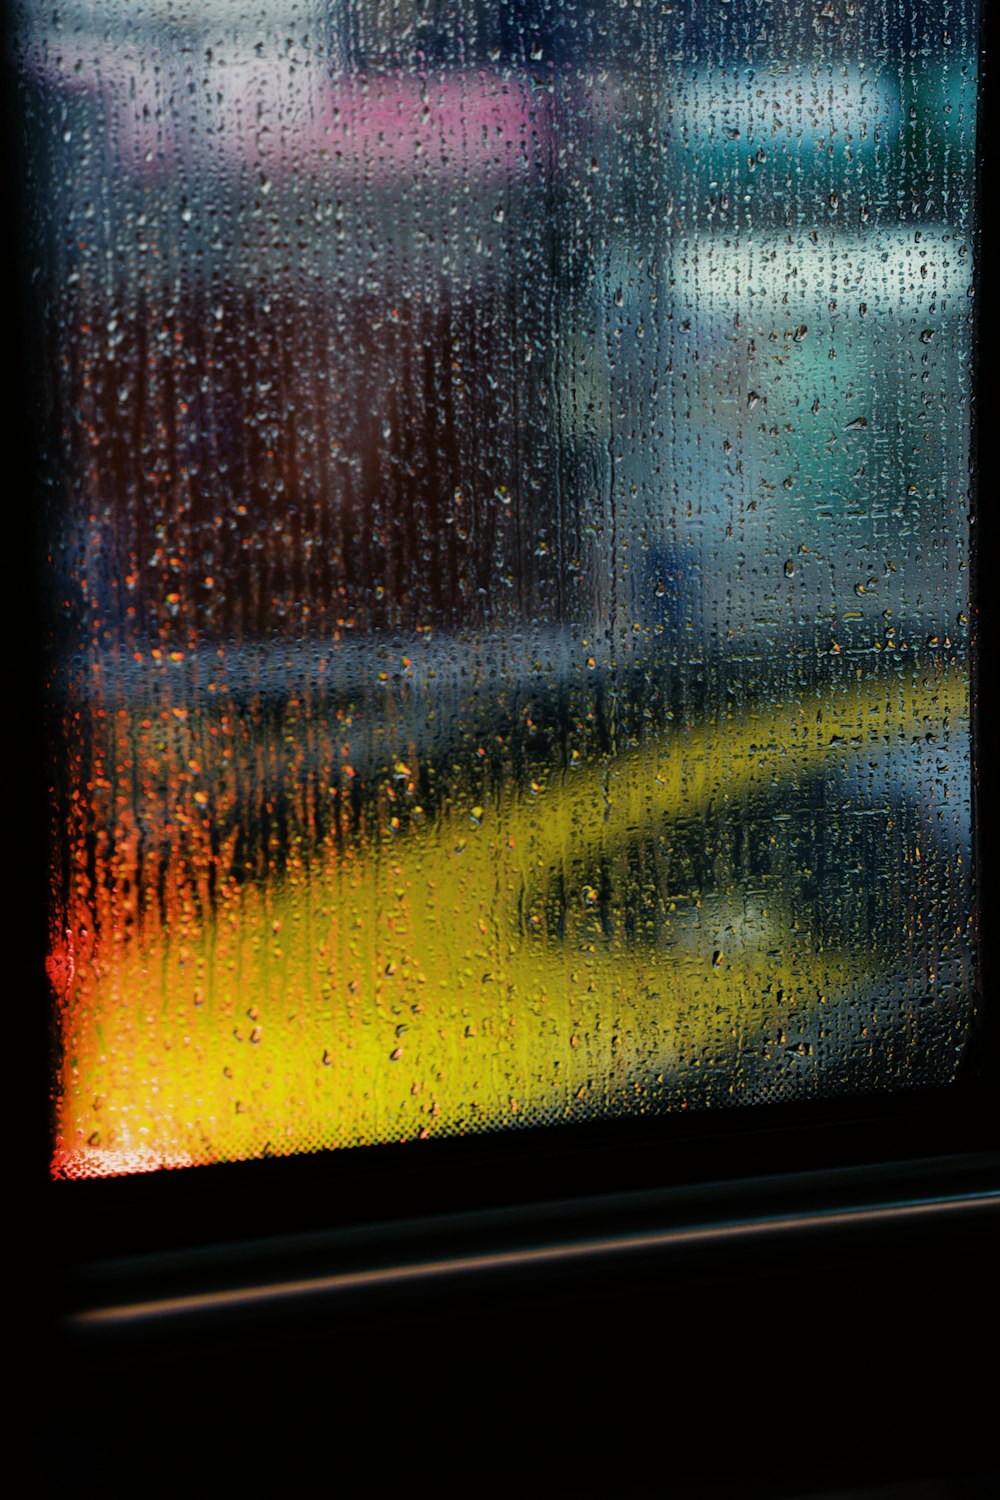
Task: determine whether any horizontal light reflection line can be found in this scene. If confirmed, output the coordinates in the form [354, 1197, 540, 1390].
[73, 1191, 998, 1328]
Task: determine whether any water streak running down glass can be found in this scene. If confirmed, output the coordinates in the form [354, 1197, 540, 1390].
[14, 0, 978, 1177]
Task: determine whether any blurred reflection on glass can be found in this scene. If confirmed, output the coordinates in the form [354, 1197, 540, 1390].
[13, 0, 977, 1176]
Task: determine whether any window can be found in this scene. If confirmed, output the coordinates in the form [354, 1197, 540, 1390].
[8, 1, 997, 1490]
[13, 0, 983, 1170]
[11, 0, 986, 1180]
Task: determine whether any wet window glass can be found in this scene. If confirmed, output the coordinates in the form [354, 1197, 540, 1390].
[13, 0, 979, 1177]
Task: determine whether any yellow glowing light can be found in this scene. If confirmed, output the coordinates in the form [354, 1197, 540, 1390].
[50, 661, 967, 1178]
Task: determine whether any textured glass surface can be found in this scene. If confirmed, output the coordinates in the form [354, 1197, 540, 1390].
[14, 0, 978, 1177]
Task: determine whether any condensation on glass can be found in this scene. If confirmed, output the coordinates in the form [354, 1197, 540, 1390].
[13, 0, 978, 1176]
